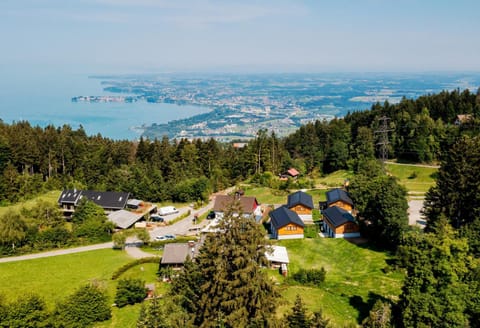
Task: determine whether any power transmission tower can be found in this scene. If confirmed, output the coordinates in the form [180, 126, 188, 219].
[375, 116, 393, 170]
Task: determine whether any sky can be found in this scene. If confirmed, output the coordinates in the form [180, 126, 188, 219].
[1, 0, 480, 74]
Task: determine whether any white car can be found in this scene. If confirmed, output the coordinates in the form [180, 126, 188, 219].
[154, 235, 167, 241]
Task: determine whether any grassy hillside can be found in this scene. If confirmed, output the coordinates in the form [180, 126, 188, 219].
[0, 249, 163, 327]
[276, 238, 403, 326]
[385, 163, 437, 194]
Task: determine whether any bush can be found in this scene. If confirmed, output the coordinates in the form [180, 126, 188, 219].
[304, 224, 319, 238]
[292, 268, 326, 286]
[53, 284, 111, 328]
[114, 278, 148, 307]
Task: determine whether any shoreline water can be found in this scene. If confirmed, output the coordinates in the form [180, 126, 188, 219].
[0, 73, 211, 140]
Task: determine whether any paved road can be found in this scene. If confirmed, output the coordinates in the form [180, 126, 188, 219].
[0, 186, 235, 263]
[408, 199, 426, 228]
[0, 242, 113, 264]
[385, 161, 440, 169]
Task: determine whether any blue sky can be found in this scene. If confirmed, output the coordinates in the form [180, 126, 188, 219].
[1, 0, 480, 74]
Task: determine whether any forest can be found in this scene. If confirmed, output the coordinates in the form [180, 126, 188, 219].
[1, 88, 480, 326]
[0, 88, 479, 206]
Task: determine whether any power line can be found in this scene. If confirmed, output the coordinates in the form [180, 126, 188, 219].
[375, 116, 394, 170]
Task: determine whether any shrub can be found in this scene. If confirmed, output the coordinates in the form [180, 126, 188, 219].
[292, 268, 326, 286]
[114, 278, 148, 307]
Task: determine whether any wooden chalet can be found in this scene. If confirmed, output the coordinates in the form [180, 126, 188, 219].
[322, 206, 360, 238]
[287, 190, 314, 223]
[325, 188, 354, 213]
[279, 168, 300, 180]
[269, 206, 305, 240]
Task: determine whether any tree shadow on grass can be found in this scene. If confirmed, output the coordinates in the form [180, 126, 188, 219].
[349, 292, 391, 324]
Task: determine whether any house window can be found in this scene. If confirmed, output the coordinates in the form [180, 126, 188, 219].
[286, 225, 297, 231]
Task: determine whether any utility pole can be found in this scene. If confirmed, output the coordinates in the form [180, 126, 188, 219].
[375, 116, 393, 170]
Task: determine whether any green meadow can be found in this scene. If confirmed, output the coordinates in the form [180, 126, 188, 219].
[385, 163, 437, 194]
[275, 238, 404, 326]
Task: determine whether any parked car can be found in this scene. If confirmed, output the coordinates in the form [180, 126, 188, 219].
[150, 215, 165, 222]
[207, 211, 216, 220]
[154, 235, 167, 241]
[164, 234, 176, 240]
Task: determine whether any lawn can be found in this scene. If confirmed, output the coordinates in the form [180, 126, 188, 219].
[0, 190, 60, 216]
[275, 238, 404, 326]
[243, 186, 290, 204]
[0, 249, 167, 328]
[314, 170, 354, 188]
[385, 163, 437, 194]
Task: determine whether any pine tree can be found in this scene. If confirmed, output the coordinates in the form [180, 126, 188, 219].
[173, 200, 279, 327]
[285, 295, 311, 328]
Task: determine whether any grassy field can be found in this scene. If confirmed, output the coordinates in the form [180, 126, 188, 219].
[243, 186, 290, 204]
[385, 163, 437, 194]
[274, 238, 404, 326]
[0, 249, 166, 328]
[0, 239, 403, 327]
[314, 170, 353, 188]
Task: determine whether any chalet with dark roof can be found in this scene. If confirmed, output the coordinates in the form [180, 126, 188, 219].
[213, 195, 262, 222]
[269, 206, 305, 240]
[322, 206, 360, 238]
[58, 189, 130, 217]
[326, 188, 354, 213]
[287, 191, 314, 223]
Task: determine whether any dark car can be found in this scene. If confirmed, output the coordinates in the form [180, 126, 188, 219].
[151, 215, 165, 222]
[207, 211, 216, 220]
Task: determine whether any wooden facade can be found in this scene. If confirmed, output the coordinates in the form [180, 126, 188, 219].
[289, 204, 312, 216]
[322, 205, 360, 238]
[277, 223, 304, 237]
[327, 200, 353, 212]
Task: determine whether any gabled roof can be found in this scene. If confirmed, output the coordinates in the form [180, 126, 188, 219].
[161, 243, 199, 265]
[108, 210, 143, 229]
[58, 190, 130, 210]
[265, 245, 289, 264]
[326, 188, 353, 207]
[287, 191, 314, 209]
[287, 168, 299, 177]
[323, 206, 356, 228]
[213, 195, 258, 214]
[80, 190, 130, 210]
[58, 190, 83, 204]
[269, 206, 305, 229]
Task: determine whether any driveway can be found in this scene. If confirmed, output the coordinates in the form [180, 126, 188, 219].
[408, 199, 426, 228]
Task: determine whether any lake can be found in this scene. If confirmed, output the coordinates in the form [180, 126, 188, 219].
[0, 72, 211, 140]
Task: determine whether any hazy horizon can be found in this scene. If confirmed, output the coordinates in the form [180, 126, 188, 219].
[1, 0, 480, 75]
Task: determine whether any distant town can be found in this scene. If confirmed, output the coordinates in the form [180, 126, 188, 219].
[75, 73, 480, 141]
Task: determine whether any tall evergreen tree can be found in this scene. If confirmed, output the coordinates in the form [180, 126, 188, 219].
[397, 222, 475, 327]
[285, 295, 311, 328]
[172, 201, 279, 327]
